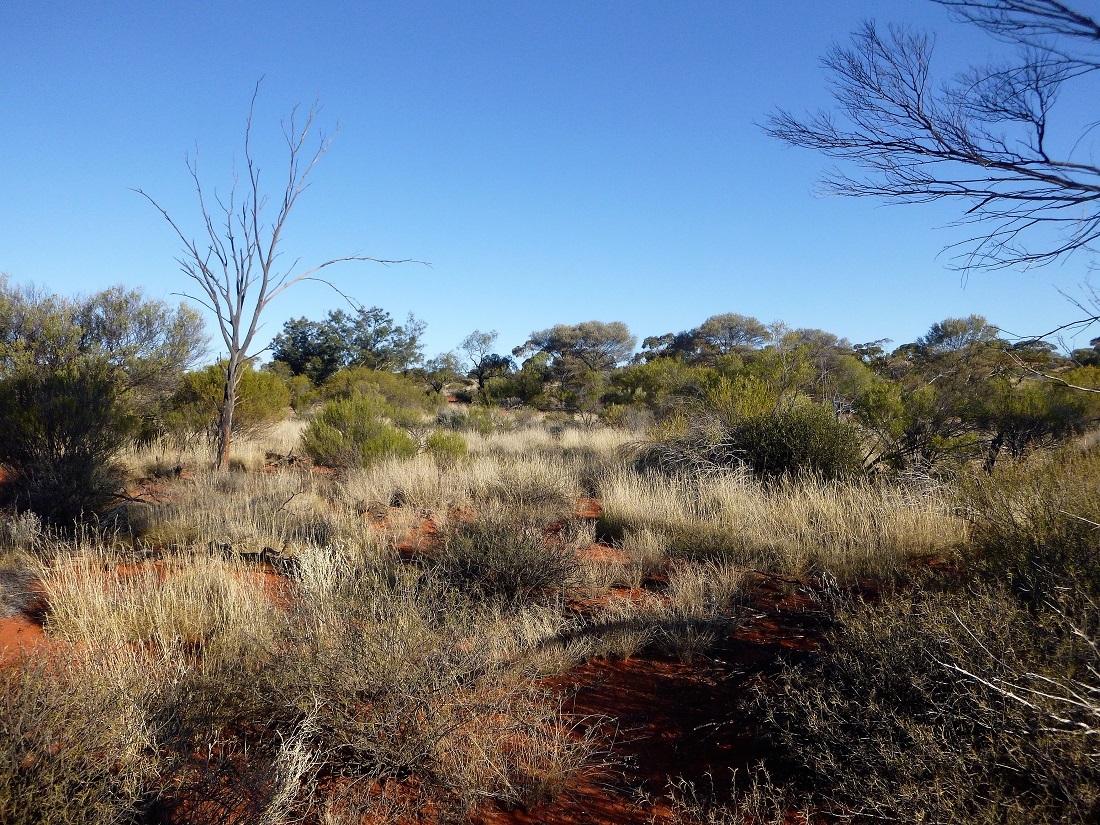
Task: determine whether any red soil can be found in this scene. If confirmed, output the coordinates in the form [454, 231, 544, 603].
[471, 581, 823, 825]
[0, 613, 47, 664]
[574, 498, 604, 520]
[577, 543, 630, 565]
[395, 516, 441, 556]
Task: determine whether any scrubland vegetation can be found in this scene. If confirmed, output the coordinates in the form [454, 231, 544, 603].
[1, 276, 1098, 823]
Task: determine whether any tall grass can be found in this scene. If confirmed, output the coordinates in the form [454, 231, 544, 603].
[599, 469, 965, 578]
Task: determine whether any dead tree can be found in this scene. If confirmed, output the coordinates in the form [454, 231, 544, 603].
[137, 83, 417, 469]
[765, 1, 1100, 274]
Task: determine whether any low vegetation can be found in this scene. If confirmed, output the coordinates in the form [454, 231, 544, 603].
[1, 277, 1098, 823]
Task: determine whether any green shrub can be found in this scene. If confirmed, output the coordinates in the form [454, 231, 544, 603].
[0, 364, 129, 524]
[961, 445, 1100, 601]
[321, 366, 436, 413]
[301, 395, 418, 469]
[162, 362, 291, 442]
[642, 399, 863, 480]
[436, 406, 495, 435]
[426, 430, 468, 463]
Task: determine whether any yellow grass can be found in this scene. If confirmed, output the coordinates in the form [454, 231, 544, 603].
[599, 469, 966, 577]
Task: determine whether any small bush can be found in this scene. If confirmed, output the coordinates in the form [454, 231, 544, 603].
[642, 400, 863, 480]
[426, 430, 468, 464]
[0, 651, 167, 825]
[301, 395, 418, 469]
[437, 519, 579, 605]
[961, 445, 1100, 601]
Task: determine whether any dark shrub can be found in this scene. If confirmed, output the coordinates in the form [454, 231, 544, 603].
[748, 584, 1100, 823]
[0, 364, 128, 524]
[437, 520, 579, 605]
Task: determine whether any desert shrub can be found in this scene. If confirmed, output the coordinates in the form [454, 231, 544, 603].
[0, 364, 129, 523]
[162, 362, 292, 442]
[643, 399, 863, 480]
[425, 430, 468, 464]
[961, 445, 1100, 601]
[436, 405, 496, 435]
[321, 365, 436, 412]
[747, 584, 1100, 823]
[0, 650, 168, 825]
[301, 395, 418, 469]
[436, 519, 579, 605]
[253, 556, 592, 812]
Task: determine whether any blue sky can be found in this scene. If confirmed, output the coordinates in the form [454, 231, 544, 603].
[2, 1, 1093, 363]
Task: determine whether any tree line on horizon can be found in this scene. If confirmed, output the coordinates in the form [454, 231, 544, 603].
[1, 271, 1096, 523]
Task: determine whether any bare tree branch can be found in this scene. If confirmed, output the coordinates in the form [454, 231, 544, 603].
[139, 81, 426, 468]
[765, 4, 1100, 272]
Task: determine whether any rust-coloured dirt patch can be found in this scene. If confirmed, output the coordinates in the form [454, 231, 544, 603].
[574, 498, 604, 520]
[396, 516, 441, 556]
[0, 613, 47, 664]
[469, 585, 825, 825]
[577, 543, 630, 565]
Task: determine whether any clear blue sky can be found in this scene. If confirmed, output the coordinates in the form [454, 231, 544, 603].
[2, 1, 1092, 362]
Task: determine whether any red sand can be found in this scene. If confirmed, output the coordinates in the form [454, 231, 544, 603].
[0, 613, 47, 664]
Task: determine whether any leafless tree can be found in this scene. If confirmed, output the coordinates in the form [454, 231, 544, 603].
[765, 1, 1100, 274]
[137, 83, 418, 469]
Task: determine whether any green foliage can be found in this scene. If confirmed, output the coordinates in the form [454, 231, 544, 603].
[321, 365, 437, 413]
[962, 445, 1100, 602]
[436, 406, 496, 435]
[302, 395, 418, 469]
[0, 278, 204, 522]
[162, 362, 292, 442]
[643, 380, 863, 480]
[419, 352, 464, 393]
[426, 430, 468, 464]
[0, 363, 129, 523]
[271, 305, 426, 382]
[0, 277, 206, 395]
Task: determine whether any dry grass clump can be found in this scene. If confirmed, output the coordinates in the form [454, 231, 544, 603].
[38, 548, 278, 664]
[123, 418, 309, 476]
[137, 469, 383, 561]
[599, 469, 964, 578]
[340, 449, 587, 526]
[961, 445, 1100, 601]
[465, 424, 633, 457]
[251, 553, 597, 815]
[0, 647, 176, 825]
[434, 517, 581, 606]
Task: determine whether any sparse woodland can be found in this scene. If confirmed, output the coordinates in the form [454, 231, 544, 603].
[1, 272, 1098, 824]
[5, 1, 1100, 821]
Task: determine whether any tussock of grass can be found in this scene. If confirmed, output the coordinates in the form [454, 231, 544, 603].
[39, 549, 277, 663]
[599, 469, 965, 578]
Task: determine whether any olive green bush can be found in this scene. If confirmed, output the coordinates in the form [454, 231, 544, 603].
[301, 395, 418, 469]
[162, 362, 292, 443]
[642, 399, 863, 480]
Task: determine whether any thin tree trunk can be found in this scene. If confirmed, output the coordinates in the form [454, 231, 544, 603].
[216, 359, 238, 470]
